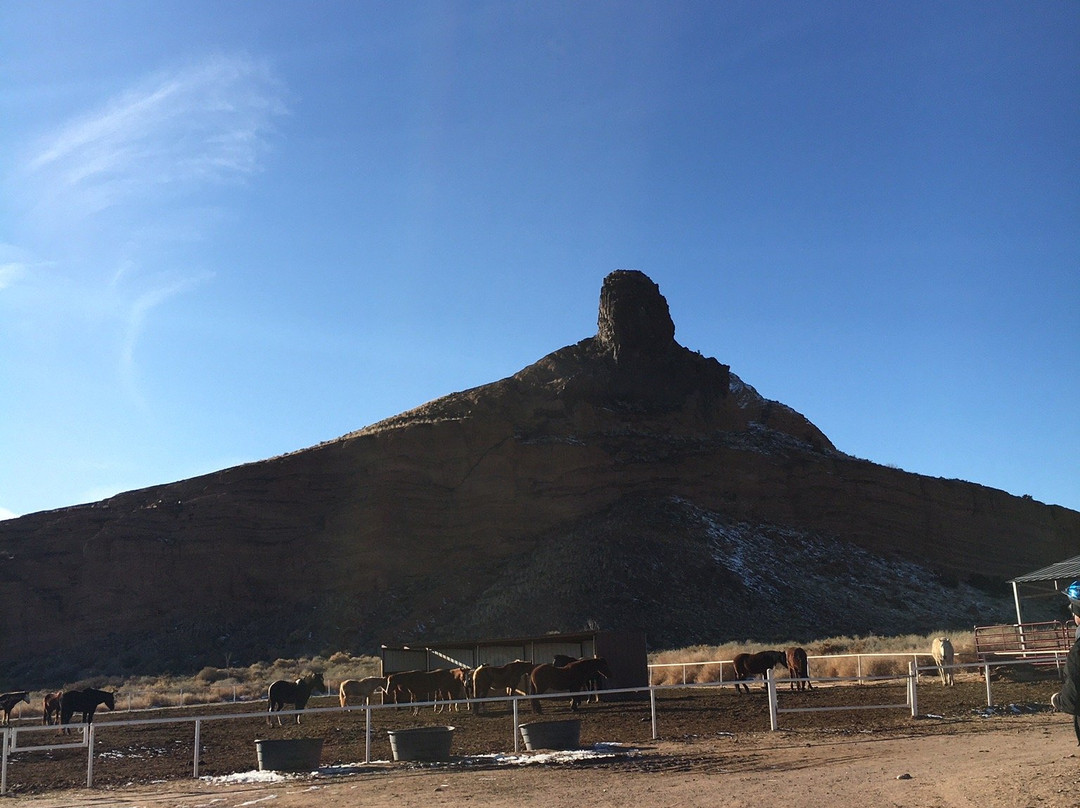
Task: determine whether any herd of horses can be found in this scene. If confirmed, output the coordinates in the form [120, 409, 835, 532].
[306, 656, 617, 721]
[732, 639, 959, 693]
[274, 647, 818, 724]
[3, 640, 959, 731]
[0, 688, 118, 729]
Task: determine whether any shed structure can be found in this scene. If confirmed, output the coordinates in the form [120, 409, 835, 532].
[1008, 554, 1080, 624]
[380, 629, 648, 697]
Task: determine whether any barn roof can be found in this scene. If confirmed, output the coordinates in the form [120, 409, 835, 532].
[1009, 554, 1080, 585]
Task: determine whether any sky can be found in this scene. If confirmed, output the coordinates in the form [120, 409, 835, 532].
[1, 1, 1077, 519]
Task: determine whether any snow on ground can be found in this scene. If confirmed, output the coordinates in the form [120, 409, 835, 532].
[200, 743, 635, 785]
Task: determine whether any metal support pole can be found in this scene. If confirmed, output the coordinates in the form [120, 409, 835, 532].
[2, 727, 9, 795]
[767, 669, 778, 731]
[650, 685, 658, 740]
[984, 663, 993, 706]
[86, 724, 95, 788]
[365, 706, 372, 764]
[193, 720, 201, 777]
[908, 661, 918, 717]
[512, 697, 520, 754]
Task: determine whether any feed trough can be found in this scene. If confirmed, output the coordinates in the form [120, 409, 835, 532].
[387, 725, 455, 761]
[254, 738, 324, 772]
[518, 719, 581, 751]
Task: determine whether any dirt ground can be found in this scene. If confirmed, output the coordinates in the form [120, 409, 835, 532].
[4, 673, 1079, 807]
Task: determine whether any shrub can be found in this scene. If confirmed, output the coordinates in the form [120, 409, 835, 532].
[194, 666, 228, 685]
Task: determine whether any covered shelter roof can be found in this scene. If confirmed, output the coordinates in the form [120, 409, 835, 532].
[1007, 554, 1080, 624]
[1010, 555, 1080, 584]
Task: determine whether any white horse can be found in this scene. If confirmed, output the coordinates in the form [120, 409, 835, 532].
[931, 637, 955, 686]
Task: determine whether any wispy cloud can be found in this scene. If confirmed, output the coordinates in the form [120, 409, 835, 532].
[26, 54, 288, 217]
[6, 54, 288, 407]
[0, 263, 26, 291]
[118, 270, 213, 406]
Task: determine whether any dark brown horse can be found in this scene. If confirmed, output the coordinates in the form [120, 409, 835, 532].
[529, 656, 612, 713]
[42, 691, 63, 725]
[267, 672, 325, 726]
[0, 691, 29, 725]
[553, 654, 602, 703]
[59, 688, 115, 728]
[472, 660, 535, 714]
[732, 650, 787, 693]
[785, 647, 812, 691]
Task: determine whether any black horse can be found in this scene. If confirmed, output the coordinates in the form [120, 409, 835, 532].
[60, 688, 115, 728]
[0, 691, 29, 725]
[267, 672, 326, 726]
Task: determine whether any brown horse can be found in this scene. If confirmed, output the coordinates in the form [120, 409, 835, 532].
[529, 657, 612, 714]
[785, 647, 812, 691]
[732, 650, 787, 693]
[472, 660, 535, 714]
[0, 691, 29, 725]
[42, 691, 63, 725]
[267, 672, 325, 726]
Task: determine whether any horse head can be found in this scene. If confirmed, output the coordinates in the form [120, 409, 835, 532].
[103, 691, 116, 710]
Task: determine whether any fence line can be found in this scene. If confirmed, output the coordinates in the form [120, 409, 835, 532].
[4, 648, 1000, 722]
[648, 651, 939, 685]
[1, 653, 1067, 794]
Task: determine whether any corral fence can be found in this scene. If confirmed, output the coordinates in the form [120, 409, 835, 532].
[0, 653, 1066, 795]
[648, 651, 938, 686]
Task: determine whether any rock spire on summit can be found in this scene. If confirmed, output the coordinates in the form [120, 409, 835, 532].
[596, 270, 676, 362]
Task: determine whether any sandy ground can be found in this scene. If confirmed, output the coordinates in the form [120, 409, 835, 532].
[7, 717, 1080, 808]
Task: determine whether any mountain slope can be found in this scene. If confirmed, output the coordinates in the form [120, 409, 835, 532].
[0, 270, 1076, 686]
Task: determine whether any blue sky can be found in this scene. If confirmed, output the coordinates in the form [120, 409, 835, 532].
[1, 1, 1077, 519]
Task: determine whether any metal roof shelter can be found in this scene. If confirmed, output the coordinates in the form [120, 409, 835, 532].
[1008, 554, 1080, 624]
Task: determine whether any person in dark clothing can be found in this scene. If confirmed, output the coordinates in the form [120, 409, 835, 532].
[1052, 582, 1080, 744]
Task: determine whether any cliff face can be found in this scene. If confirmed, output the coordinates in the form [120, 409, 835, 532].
[1, 270, 1077, 684]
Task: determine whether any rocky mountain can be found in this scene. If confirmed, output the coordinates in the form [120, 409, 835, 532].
[1, 270, 1077, 686]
